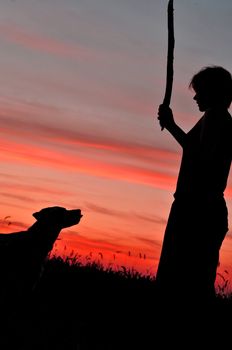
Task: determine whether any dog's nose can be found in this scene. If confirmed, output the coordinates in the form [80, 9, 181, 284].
[76, 209, 83, 217]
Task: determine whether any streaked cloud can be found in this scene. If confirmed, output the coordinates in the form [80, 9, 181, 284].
[0, 24, 93, 61]
[134, 236, 161, 249]
[0, 135, 177, 190]
[84, 201, 166, 225]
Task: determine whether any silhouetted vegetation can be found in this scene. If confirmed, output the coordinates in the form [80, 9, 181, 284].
[2, 253, 232, 349]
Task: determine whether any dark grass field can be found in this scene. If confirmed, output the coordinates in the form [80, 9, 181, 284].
[2, 254, 232, 349]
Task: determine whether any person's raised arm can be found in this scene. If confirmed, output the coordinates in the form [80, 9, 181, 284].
[157, 104, 186, 147]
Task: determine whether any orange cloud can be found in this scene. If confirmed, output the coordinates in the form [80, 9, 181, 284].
[225, 186, 232, 199]
[0, 135, 177, 192]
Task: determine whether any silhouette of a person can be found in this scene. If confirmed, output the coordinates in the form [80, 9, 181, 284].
[156, 66, 232, 306]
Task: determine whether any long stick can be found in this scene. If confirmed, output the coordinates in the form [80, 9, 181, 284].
[161, 0, 175, 130]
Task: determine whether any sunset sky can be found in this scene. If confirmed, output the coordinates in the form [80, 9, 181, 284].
[0, 0, 231, 286]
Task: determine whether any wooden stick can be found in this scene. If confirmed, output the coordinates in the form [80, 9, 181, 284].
[161, 0, 175, 130]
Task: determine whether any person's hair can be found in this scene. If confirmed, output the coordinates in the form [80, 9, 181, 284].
[189, 66, 232, 108]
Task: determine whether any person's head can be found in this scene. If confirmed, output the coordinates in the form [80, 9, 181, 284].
[189, 66, 232, 111]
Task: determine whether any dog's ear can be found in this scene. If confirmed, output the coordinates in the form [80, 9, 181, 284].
[33, 211, 42, 220]
[32, 207, 48, 220]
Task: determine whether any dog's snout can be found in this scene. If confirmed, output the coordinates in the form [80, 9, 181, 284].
[76, 209, 82, 216]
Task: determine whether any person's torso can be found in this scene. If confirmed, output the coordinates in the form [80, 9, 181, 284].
[174, 109, 232, 200]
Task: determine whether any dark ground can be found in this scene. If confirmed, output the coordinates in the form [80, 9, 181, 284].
[1, 255, 232, 349]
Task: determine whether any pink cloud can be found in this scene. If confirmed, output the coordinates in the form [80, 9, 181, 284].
[0, 24, 93, 61]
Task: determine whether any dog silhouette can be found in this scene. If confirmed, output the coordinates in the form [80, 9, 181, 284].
[0, 206, 83, 300]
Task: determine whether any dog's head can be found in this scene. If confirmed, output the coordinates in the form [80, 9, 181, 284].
[32, 206, 83, 228]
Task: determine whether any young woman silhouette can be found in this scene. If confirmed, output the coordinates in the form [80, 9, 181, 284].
[156, 66, 232, 305]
